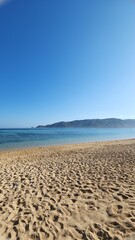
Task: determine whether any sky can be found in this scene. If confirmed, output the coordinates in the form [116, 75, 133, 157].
[0, 0, 135, 127]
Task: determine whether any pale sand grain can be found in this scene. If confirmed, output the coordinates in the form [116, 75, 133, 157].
[0, 139, 135, 240]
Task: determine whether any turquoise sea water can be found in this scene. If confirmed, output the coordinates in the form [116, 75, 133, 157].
[0, 128, 135, 150]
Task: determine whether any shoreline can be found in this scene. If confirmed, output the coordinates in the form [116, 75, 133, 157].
[0, 139, 135, 239]
[0, 137, 135, 153]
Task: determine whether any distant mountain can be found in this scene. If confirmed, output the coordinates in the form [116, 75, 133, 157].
[36, 118, 135, 128]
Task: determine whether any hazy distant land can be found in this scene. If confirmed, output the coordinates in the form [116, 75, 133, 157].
[37, 118, 135, 128]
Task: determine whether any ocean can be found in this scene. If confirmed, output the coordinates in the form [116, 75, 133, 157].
[0, 128, 135, 150]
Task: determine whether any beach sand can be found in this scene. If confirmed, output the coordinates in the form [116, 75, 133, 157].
[0, 139, 135, 240]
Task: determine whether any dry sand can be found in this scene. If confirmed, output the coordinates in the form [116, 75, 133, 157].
[0, 139, 135, 240]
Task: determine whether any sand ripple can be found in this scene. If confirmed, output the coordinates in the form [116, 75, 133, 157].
[0, 140, 135, 240]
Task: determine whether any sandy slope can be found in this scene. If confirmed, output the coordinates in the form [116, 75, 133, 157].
[0, 139, 135, 240]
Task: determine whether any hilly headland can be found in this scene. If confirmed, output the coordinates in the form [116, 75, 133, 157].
[37, 118, 135, 128]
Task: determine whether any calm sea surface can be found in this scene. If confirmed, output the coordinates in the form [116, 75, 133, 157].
[0, 128, 135, 150]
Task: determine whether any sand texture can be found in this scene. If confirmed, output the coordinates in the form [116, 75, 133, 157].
[0, 139, 135, 240]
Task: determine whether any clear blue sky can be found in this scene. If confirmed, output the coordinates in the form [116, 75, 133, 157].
[0, 0, 135, 127]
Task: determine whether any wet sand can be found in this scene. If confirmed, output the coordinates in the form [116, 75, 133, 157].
[0, 139, 135, 240]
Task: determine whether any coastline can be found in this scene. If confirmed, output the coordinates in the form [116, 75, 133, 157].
[0, 137, 135, 153]
[0, 139, 135, 239]
[1, 127, 135, 152]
